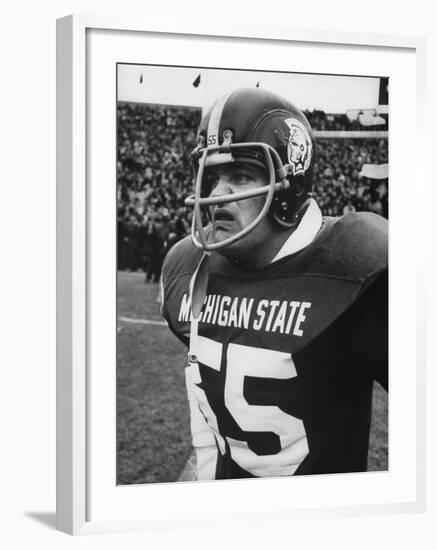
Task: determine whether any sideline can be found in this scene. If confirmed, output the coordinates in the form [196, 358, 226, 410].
[118, 316, 167, 327]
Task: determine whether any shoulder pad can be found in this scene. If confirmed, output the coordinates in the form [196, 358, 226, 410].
[314, 212, 387, 283]
[162, 235, 203, 285]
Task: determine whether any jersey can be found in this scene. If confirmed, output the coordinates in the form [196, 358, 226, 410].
[161, 212, 388, 479]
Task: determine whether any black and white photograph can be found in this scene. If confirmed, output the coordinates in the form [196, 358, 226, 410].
[116, 64, 388, 485]
[1, 0, 433, 542]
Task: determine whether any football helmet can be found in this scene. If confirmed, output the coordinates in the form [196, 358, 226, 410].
[185, 87, 315, 251]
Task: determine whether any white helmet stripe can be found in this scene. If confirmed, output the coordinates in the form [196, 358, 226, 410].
[207, 89, 235, 145]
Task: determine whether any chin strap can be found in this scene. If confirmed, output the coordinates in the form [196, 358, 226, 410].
[272, 194, 312, 228]
[188, 252, 210, 364]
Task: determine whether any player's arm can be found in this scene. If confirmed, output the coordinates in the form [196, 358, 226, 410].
[161, 273, 218, 479]
[160, 273, 190, 347]
[185, 364, 218, 480]
[350, 270, 388, 390]
[161, 243, 217, 478]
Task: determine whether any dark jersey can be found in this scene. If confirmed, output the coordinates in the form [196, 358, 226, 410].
[161, 212, 388, 478]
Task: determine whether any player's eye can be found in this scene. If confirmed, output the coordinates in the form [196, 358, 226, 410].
[202, 171, 220, 196]
[231, 172, 251, 185]
[206, 172, 219, 186]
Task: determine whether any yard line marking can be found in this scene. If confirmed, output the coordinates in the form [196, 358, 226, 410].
[119, 316, 167, 327]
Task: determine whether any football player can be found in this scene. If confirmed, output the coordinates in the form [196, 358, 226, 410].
[161, 88, 388, 479]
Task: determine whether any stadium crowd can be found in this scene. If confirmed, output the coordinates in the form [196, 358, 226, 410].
[117, 102, 388, 278]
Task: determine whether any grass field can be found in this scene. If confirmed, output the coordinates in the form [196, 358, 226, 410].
[117, 271, 388, 484]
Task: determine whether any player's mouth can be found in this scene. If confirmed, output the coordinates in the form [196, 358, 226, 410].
[213, 209, 235, 231]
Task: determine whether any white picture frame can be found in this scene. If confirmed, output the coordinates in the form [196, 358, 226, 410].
[56, 14, 427, 535]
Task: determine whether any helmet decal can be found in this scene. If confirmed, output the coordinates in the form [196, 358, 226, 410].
[284, 118, 313, 176]
[207, 89, 234, 146]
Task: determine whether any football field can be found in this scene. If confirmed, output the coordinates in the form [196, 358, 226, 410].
[117, 272, 388, 485]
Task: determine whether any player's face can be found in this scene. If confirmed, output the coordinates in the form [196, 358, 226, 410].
[205, 162, 281, 263]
